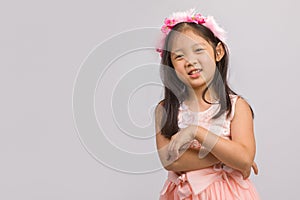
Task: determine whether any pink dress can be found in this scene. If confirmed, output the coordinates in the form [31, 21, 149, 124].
[159, 95, 260, 200]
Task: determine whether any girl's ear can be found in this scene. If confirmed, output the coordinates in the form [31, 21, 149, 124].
[215, 42, 225, 62]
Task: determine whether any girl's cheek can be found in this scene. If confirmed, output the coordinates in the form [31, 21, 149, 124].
[198, 54, 216, 68]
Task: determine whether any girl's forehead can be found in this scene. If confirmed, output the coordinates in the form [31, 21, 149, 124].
[170, 30, 209, 49]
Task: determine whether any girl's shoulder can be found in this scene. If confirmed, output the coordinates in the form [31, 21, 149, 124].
[228, 94, 254, 120]
[155, 99, 166, 118]
[157, 99, 165, 106]
[229, 93, 239, 101]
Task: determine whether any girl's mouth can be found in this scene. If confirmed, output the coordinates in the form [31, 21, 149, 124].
[188, 68, 202, 78]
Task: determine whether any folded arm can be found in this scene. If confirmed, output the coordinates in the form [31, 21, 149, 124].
[194, 97, 257, 175]
[155, 102, 220, 173]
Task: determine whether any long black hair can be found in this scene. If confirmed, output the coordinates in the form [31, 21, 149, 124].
[159, 22, 240, 139]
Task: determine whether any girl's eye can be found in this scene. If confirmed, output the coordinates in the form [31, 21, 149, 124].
[195, 48, 203, 52]
[175, 54, 184, 60]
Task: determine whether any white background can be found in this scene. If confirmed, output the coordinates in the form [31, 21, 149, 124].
[1, 0, 299, 199]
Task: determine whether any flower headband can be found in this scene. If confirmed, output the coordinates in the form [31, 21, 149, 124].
[157, 9, 227, 55]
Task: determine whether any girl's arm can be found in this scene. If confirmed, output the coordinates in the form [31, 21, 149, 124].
[194, 97, 256, 174]
[155, 102, 220, 172]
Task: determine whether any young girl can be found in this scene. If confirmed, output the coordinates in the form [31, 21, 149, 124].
[155, 9, 260, 200]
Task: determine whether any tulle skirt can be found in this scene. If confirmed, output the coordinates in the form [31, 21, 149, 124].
[159, 165, 260, 200]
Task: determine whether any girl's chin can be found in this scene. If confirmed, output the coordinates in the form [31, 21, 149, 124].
[184, 79, 206, 88]
[184, 83, 207, 90]
[179, 76, 209, 89]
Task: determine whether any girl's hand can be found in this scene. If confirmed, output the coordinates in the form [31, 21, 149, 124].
[241, 162, 259, 179]
[167, 125, 198, 161]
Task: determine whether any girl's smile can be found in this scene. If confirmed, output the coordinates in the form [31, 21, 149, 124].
[188, 68, 202, 78]
[170, 30, 218, 89]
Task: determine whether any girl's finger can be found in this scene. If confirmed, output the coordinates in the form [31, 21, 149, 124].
[173, 143, 179, 158]
[172, 141, 178, 157]
[168, 134, 177, 153]
[168, 143, 176, 159]
[168, 139, 175, 154]
[179, 142, 190, 152]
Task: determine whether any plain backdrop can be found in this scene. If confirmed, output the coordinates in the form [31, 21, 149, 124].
[1, 0, 299, 199]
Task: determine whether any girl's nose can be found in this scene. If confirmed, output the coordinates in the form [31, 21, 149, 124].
[185, 58, 197, 68]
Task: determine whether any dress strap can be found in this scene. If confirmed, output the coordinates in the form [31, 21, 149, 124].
[228, 94, 240, 121]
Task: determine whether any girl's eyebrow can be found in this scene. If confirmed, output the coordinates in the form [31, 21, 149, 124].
[172, 48, 183, 53]
[172, 42, 206, 52]
[192, 42, 206, 47]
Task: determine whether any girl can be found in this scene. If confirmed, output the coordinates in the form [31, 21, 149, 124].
[155, 9, 260, 200]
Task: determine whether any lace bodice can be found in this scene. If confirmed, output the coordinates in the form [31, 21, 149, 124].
[178, 94, 239, 148]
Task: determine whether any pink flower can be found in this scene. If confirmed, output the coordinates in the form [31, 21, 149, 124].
[164, 18, 176, 28]
[161, 9, 207, 35]
[203, 16, 227, 42]
[161, 25, 169, 34]
[156, 9, 227, 57]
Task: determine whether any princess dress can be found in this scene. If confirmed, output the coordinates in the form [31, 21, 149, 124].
[159, 95, 260, 200]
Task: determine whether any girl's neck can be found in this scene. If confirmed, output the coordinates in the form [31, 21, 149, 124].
[185, 87, 218, 108]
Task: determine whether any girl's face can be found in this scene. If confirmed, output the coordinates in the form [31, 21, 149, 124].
[170, 30, 223, 90]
